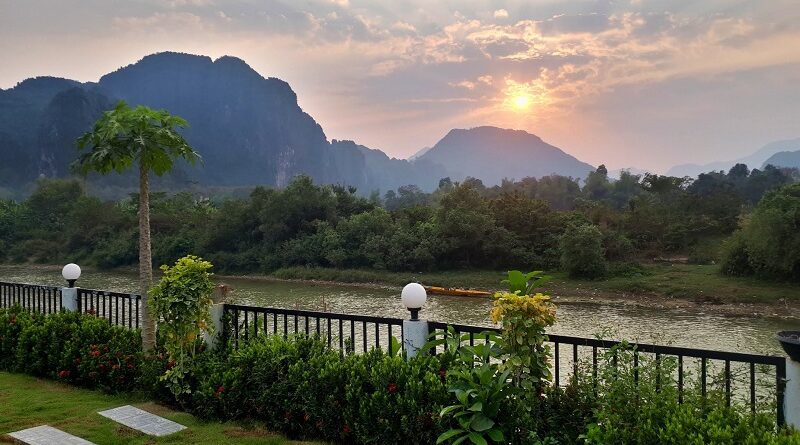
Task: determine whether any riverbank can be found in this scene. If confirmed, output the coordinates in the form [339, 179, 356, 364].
[2, 263, 798, 320]
[253, 264, 800, 320]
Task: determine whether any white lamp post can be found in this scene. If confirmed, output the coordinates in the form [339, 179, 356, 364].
[401, 283, 429, 359]
[62, 263, 81, 288]
[401, 282, 427, 320]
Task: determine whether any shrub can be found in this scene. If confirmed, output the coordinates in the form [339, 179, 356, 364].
[190, 334, 450, 444]
[723, 183, 800, 281]
[0, 307, 142, 392]
[149, 255, 215, 397]
[560, 223, 608, 278]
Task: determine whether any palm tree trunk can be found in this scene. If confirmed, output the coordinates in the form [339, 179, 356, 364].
[139, 161, 156, 350]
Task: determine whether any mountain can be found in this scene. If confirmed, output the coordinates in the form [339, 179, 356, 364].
[330, 140, 444, 192]
[0, 52, 596, 196]
[763, 150, 800, 169]
[667, 138, 800, 177]
[414, 126, 595, 185]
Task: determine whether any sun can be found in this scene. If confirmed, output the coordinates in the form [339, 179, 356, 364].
[513, 94, 531, 110]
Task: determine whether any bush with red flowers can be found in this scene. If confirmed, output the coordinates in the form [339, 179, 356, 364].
[0, 306, 143, 392]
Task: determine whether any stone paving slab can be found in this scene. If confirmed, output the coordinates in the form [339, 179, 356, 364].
[7, 425, 97, 445]
[97, 405, 186, 437]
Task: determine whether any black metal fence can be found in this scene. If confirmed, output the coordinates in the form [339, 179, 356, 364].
[0, 282, 788, 426]
[223, 304, 404, 355]
[0, 281, 62, 314]
[428, 321, 786, 425]
[225, 304, 787, 426]
[77, 288, 142, 329]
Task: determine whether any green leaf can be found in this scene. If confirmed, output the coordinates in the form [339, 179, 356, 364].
[468, 402, 483, 412]
[486, 428, 504, 442]
[468, 432, 488, 445]
[437, 429, 465, 444]
[470, 414, 495, 432]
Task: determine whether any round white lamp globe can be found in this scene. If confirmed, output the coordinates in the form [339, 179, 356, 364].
[62, 263, 81, 287]
[401, 283, 427, 320]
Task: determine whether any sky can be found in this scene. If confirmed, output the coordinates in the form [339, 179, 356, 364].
[1, 0, 800, 172]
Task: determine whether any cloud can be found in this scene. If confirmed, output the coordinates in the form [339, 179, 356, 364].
[3, 0, 800, 168]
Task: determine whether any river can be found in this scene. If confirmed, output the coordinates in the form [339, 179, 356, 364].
[0, 265, 794, 355]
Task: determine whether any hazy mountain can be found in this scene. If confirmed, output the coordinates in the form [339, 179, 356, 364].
[0, 52, 597, 196]
[330, 140, 444, 192]
[414, 126, 595, 185]
[763, 150, 800, 169]
[667, 138, 800, 177]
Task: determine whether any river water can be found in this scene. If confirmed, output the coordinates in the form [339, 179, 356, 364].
[1, 265, 795, 355]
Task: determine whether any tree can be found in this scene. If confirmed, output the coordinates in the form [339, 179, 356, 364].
[560, 223, 607, 278]
[74, 101, 200, 350]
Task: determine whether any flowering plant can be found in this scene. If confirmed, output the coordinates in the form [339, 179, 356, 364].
[491, 291, 556, 389]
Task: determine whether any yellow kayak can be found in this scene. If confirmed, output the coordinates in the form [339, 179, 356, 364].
[425, 286, 491, 298]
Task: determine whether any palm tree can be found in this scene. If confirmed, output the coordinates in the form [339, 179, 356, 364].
[74, 101, 200, 350]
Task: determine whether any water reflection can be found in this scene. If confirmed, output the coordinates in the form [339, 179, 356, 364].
[0, 265, 790, 354]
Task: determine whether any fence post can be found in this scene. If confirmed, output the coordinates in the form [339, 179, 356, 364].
[204, 303, 225, 350]
[402, 318, 429, 359]
[777, 331, 799, 429]
[61, 287, 79, 312]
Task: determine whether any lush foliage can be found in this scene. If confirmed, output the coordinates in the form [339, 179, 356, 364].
[722, 183, 800, 281]
[2, 161, 797, 282]
[148, 255, 215, 396]
[1, 306, 798, 444]
[190, 334, 452, 444]
[0, 307, 142, 392]
[491, 291, 556, 389]
[560, 223, 608, 278]
[501, 270, 551, 295]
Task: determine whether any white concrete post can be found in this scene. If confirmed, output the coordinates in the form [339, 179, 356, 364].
[786, 358, 800, 430]
[402, 319, 429, 359]
[203, 303, 225, 350]
[61, 287, 79, 312]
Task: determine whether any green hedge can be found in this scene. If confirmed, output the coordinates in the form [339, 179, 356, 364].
[0, 306, 142, 392]
[1, 308, 798, 444]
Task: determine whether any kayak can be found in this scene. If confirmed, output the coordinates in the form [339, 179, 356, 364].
[425, 286, 492, 298]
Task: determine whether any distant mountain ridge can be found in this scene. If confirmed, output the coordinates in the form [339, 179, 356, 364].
[0, 51, 597, 196]
[667, 138, 800, 177]
[763, 150, 800, 169]
[415, 126, 595, 185]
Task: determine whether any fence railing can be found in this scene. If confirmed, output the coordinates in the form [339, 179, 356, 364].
[223, 304, 404, 355]
[0, 282, 787, 426]
[77, 288, 142, 329]
[226, 304, 787, 426]
[0, 281, 62, 314]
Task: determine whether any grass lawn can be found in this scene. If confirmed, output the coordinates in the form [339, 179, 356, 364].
[268, 263, 800, 304]
[0, 372, 310, 445]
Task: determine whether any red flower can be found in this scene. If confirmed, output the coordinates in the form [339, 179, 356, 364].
[127, 363, 135, 369]
[166, 360, 176, 370]
[74, 357, 81, 364]
[99, 364, 106, 372]
[57, 370, 70, 379]
[387, 383, 398, 394]
[112, 364, 120, 370]
[90, 350, 101, 358]
[342, 424, 351, 434]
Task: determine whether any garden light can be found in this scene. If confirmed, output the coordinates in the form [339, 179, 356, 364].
[401, 283, 427, 320]
[62, 263, 81, 288]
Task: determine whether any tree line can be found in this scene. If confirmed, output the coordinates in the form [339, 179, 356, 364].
[0, 163, 798, 281]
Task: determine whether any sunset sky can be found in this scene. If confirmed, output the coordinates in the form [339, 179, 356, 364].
[2, 0, 799, 172]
